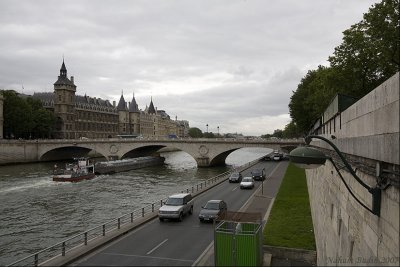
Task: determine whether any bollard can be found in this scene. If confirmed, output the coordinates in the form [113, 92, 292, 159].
[152, 203, 154, 212]
[84, 232, 88, 245]
[161, 199, 163, 206]
[102, 225, 105, 236]
[131, 212, 133, 223]
[142, 207, 145, 217]
[192, 186, 194, 193]
[34, 254, 38, 266]
[118, 218, 121, 229]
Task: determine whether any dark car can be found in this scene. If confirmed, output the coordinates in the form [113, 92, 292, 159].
[199, 200, 227, 222]
[228, 172, 242, 183]
[251, 168, 265, 181]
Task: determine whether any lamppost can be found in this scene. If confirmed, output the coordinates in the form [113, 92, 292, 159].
[206, 124, 208, 133]
[217, 126, 220, 136]
[289, 135, 382, 216]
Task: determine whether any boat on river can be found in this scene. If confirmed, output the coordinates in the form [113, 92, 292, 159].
[53, 157, 95, 182]
[94, 156, 165, 174]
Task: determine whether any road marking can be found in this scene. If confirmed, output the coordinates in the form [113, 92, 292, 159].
[232, 186, 238, 191]
[103, 252, 193, 263]
[147, 238, 168, 255]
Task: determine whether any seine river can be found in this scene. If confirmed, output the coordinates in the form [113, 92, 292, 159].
[0, 147, 271, 265]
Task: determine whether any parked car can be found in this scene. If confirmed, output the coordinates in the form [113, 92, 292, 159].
[228, 172, 242, 183]
[240, 177, 255, 189]
[158, 193, 194, 222]
[198, 200, 227, 222]
[251, 168, 265, 181]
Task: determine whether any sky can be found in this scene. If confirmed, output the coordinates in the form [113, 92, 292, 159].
[0, 0, 379, 136]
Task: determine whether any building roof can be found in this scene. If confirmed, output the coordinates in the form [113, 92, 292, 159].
[148, 97, 156, 114]
[117, 94, 127, 111]
[129, 93, 139, 112]
[32, 92, 114, 108]
[54, 60, 75, 87]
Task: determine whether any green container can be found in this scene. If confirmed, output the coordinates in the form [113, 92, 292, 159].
[215, 221, 263, 266]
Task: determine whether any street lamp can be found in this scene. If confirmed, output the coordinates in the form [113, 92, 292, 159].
[289, 135, 382, 216]
[206, 124, 208, 133]
[217, 126, 220, 135]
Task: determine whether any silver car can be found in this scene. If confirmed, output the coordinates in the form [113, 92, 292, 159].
[240, 177, 255, 189]
[198, 200, 227, 222]
[158, 193, 194, 221]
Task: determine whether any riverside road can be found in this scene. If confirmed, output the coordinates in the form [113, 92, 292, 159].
[67, 160, 288, 266]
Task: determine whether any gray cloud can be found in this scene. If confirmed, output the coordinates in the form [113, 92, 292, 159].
[0, 0, 378, 135]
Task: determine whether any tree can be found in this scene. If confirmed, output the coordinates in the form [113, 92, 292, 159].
[282, 120, 302, 138]
[3, 90, 33, 138]
[271, 129, 282, 138]
[188, 127, 203, 138]
[203, 132, 216, 138]
[2, 90, 55, 139]
[328, 0, 399, 97]
[289, 0, 399, 133]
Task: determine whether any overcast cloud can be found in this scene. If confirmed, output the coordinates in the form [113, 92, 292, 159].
[0, 0, 378, 136]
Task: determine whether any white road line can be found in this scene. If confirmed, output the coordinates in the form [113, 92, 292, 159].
[146, 238, 168, 255]
[232, 186, 237, 191]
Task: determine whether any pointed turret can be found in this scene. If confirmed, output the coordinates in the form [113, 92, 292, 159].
[54, 59, 75, 87]
[148, 97, 156, 114]
[129, 92, 139, 112]
[117, 94, 127, 111]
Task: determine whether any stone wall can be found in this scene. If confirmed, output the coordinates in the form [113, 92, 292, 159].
[307, 72, 399, 266]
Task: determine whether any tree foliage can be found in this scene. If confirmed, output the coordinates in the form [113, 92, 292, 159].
[288, 0, 399, 134]
[188, 127, 203, 138]
[2, 90, 55, 139]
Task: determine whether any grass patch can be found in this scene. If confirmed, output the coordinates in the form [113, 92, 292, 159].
[263, 162, 316, 250]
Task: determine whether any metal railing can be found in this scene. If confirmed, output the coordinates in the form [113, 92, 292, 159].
[6, 157, 263, 267]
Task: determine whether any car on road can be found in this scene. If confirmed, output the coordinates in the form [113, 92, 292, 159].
[158, 193, 194, 222]
[228, 172, 242, 183]
[251, 168, 265, 181]
[240, 177, 255, 189]
[198, 200, 227, 222]
[273, 154, 281, 161]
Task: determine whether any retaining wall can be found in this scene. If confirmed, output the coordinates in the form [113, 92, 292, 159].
[307, 73, 399, 266]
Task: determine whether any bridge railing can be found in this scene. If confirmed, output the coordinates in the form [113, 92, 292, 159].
[0, 137, 304, 144]
[6, 156, 264, 267]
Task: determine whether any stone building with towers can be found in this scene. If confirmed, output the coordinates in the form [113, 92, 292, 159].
[30, 60, 189, 139]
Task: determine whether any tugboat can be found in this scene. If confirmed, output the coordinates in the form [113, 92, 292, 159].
[53, 157, 95, 182]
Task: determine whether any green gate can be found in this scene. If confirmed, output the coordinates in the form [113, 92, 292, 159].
[214, 219, 263, 266]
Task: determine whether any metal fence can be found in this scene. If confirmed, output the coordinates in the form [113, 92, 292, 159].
[6, 157, 263, 267]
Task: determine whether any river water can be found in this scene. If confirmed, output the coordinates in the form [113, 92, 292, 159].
[0, 147, 271, 265]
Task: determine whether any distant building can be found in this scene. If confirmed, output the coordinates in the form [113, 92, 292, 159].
[30, 60, 189, 139]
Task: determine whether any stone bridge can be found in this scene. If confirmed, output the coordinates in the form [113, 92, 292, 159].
[0, 138, 303, 167]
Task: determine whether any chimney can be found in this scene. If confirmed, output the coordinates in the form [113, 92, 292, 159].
[113, 101, 116, 107]
[71, 76, 74, 84]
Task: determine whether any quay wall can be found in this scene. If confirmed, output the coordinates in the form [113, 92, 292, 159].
[307, 73, 399, 266]
[0, 141, 40, 164]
